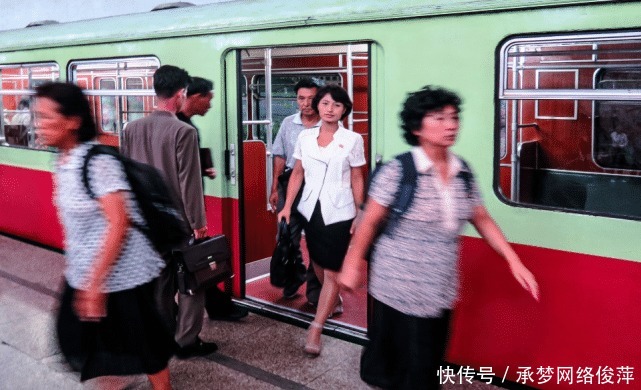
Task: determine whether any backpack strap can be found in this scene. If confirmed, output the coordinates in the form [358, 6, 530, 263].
[456, 158, 474, 198]
[385, 151, 418, 234]
[81, 144, 149, 235]
[81, 144, 120, 199]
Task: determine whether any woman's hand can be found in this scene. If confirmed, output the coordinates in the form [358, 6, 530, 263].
[204, 167, 217, 179]
[74, 287, 108, 322]
[338, 251, 367, 292]
[350, 209, 364, 234]
[471, 205, 540, 301]
[277, 207, 291, 224]
[269, 189, 279, 213]
[508, 258, 540, 301]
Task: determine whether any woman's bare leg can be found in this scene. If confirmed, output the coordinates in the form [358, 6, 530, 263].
[305, 265, 340, 355]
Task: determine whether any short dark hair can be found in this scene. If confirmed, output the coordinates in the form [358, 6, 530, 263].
[35, 82, 96, 142]
[400, 85, 462, 146]
[311, 85, 353, 120]
[153, 65, 191, 99]
[18, 98, 30, 109]
[186, 76, 214, 97]
[294, 78, 319, 93]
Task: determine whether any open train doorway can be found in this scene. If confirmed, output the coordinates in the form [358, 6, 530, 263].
[234, 43, 371, 337]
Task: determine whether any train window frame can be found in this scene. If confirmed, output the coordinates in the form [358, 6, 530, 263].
[68, 56, 160, 143]
[0, 62, 60, 150]
[497, 31, 641, 221]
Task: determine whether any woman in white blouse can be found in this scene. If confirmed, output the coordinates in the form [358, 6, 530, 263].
[34, 82, 173, 389]
[278, 85, 365, 356]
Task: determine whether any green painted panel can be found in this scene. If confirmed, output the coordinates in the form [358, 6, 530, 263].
[0, 147, 55, 171]
[0, 0, 612, 52]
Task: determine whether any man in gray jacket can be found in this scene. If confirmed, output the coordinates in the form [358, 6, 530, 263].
[177, 76, 248, 321]
[121, 65, 217, 359]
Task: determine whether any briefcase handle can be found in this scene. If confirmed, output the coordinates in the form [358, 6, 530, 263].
[184, 234, 213, 247]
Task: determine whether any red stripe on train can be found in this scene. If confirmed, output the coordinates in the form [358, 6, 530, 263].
[0, 164, 63, 248]
[3, 164, 640, 387]
[450, 237, 641, 388]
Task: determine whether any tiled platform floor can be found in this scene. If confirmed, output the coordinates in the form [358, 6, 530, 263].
[0, 234, 502, 389]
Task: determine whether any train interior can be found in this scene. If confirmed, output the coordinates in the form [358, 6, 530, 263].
[498, 36, 641, 219]
[236, 43, 371, 334]
[0, 64, 59, 148]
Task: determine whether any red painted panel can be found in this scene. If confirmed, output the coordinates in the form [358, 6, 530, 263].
[205, 195, 244, 297]
[0, 164, 63, 249]
[449, 237, 641, 388]
[242, 141, 277, 264]
[0, 164, 246, 295]
[499, 166, 511, 199]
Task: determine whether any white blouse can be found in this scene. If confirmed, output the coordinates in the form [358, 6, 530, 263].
[293, 127, 366, 225]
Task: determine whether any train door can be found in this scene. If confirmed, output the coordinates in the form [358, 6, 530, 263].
[227, 43, 371, 337]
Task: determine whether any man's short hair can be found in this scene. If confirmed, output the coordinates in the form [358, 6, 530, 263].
[18, 98, 30, 109]
[153, 65, 191, 99]
[186, 77, 214, 97]
[294, 78, 319, 93]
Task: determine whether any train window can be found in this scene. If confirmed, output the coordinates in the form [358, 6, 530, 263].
[125, 78, 145, 123]
[69, 57, 159, 144]
[98, 78, 118, 134]
[252, 74, 342, 143]
[0, 62, 59, 149]
[498, 32, 641, 219]
[593, 69, 641, 170]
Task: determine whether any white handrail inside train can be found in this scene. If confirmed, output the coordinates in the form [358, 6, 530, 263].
[265, 48, 274, 212]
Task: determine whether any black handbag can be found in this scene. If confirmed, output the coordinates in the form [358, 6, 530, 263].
[270, 219, 305, 288]
[172, 235, 233, 295]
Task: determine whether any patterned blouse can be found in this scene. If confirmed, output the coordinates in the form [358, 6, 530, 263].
[54, 142, 165, 293]
[368, 147, 482, 317]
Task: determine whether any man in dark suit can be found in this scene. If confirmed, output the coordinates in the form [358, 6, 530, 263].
[121, 65, 217, 359]
[177, 76, 248, 321]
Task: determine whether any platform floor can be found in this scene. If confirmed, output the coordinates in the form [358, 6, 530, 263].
[0, 234, 500, 389]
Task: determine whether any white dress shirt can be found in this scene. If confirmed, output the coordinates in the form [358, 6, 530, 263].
[293, 126, 366, 225]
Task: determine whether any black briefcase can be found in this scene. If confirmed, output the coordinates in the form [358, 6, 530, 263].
[172, 235, 233, 295]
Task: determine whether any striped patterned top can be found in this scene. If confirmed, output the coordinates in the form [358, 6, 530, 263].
[368, 148, 482, 317]
[54, 142, 166, 292]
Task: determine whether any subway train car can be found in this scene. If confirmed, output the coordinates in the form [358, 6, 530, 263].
[1, 1, 640, 387]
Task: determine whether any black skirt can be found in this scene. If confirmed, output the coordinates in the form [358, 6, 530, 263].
[361, 298, 451, 389]
[56, 279, 176, 381]
[304, 201, 353, 272]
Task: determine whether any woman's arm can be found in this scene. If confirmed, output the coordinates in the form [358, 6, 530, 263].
[277, 159, 304, 224]
[470, 205, 539, 301]
[269, 156, 287, 212]
[338, 198, 388, 291]
[350, 166, 365, 208]
[74, 191, 130, 321]
[350, 166, 365, 233]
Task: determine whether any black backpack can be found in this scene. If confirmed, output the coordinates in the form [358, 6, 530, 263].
[81, 144, 189, 255]
[368, 151, 474, 250]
